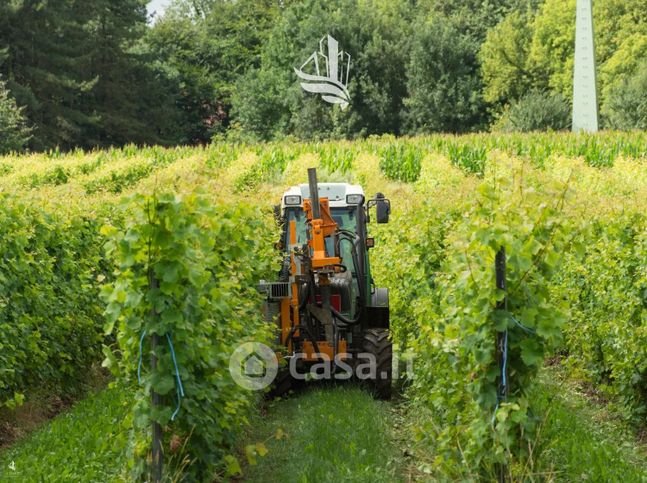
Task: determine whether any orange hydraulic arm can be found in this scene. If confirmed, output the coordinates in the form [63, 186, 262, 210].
[304, 167, 340, 270]
[279, 168, 347, 361]
[303, 197, 341, 269]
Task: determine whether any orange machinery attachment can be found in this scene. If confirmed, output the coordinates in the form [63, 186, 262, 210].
[303, 197, 341, 269]
[278, 168, 347, 361]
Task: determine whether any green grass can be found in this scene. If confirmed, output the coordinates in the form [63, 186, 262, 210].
[532, 367, 647, 481]
[240, 385, 403, 483]
[0, 386, 129, 482]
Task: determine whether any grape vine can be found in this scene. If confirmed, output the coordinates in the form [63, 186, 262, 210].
[101, 192, 274, 479]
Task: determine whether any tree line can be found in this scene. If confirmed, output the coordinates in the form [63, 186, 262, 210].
[1, 0, 645, 153]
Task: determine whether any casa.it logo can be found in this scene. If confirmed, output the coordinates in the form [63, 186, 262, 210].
[229, 342, 278, 390]
[294, 34, 351, 109]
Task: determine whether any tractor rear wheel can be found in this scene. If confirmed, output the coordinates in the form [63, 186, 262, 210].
[361, 328, 392, 400]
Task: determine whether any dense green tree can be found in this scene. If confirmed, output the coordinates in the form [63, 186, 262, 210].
[481, 0, 647, 127]
[1, 0, 646, 148]
[596, 0, 647, 105]
[528, 0, 647, 103]
[0, 0, 184, 150]
[403, 18, 486, 133]
[425, 0, 542, 42]
[603, 60, 647, 130]
[233, 0, 413, 140]
[81, 0, 184, 146]
[404, 0, 540, 134]
[0, 78, 31, 153]
[527, 0, 577, 98]
[480, 10, 538, 106]
[232, 67, 291, 140]
[0, 0, 99, 149]
[147, 0, 283, 142]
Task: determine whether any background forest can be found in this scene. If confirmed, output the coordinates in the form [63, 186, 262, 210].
[1, 0, 646, 153]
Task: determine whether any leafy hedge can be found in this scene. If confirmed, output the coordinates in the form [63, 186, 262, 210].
[495, 90, 571, 133]
[101, 193, 275, 479]
[556, 215, 647, 420]
[383, 172, 570, 478]
[0, 135, 644, 480]
[234, 147, 295, 192]
[0, 196, 106, 408]
[374, 152, 645, 477]
[84, 151, 179, 194]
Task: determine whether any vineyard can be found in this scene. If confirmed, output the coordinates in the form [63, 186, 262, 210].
[0, 132, 646, 481]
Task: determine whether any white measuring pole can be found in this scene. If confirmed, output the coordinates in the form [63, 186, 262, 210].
[572, 0, 599, 132]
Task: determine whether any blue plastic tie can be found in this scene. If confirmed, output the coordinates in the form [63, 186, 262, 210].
[493, 330, 509, 426]
[509, 314, 536, 335]
[502, 330, 508, 390]
[137, 329, 147, 384]
[136, 329, 184, 421]
[166, 333, 185, 421]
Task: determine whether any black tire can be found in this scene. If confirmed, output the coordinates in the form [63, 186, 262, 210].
[361, 328, 392, 400]
[267, 367, 293, 399]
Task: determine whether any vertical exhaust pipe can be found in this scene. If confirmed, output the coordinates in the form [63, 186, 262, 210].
[308, 168, 321, 219]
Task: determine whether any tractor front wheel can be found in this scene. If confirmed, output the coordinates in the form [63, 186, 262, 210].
[267, 367, 293, 399]
[361, 328, 392, 399]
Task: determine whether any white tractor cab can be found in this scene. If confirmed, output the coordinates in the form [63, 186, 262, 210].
[276, 182, 390, 267]
[280, 182, 367, 246]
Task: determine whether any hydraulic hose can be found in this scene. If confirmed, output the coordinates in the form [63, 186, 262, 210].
[284, 324, 322, 356]
[331, 305, 362, 325]
[330, 232, 366, 326]
[298, 282, 309, 310]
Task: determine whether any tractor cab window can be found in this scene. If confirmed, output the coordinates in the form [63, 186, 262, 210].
[331, 208, 358, 267]
[284, 209, 307, 248]
[331, 207, 357, 234]
[284, 207, 359, 255]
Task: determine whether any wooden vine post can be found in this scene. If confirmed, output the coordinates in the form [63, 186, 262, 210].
[495, 246, 508, 482]
[150, 275, 163, 483]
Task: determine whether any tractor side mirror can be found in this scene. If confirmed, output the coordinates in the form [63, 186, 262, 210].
[367, 193, 391, 224]
[376, 198, 390, 224]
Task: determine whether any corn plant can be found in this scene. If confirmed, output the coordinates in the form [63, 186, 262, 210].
[446, 142, 487, 177]
[379, 143, 422, 182]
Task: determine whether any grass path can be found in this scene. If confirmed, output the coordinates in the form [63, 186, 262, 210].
[532, 366, 647, 481]
[239, 385, 404, 483]
[0, 386, 129, 482]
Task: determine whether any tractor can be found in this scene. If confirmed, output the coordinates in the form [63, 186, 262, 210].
[258, 168, 392, 398]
